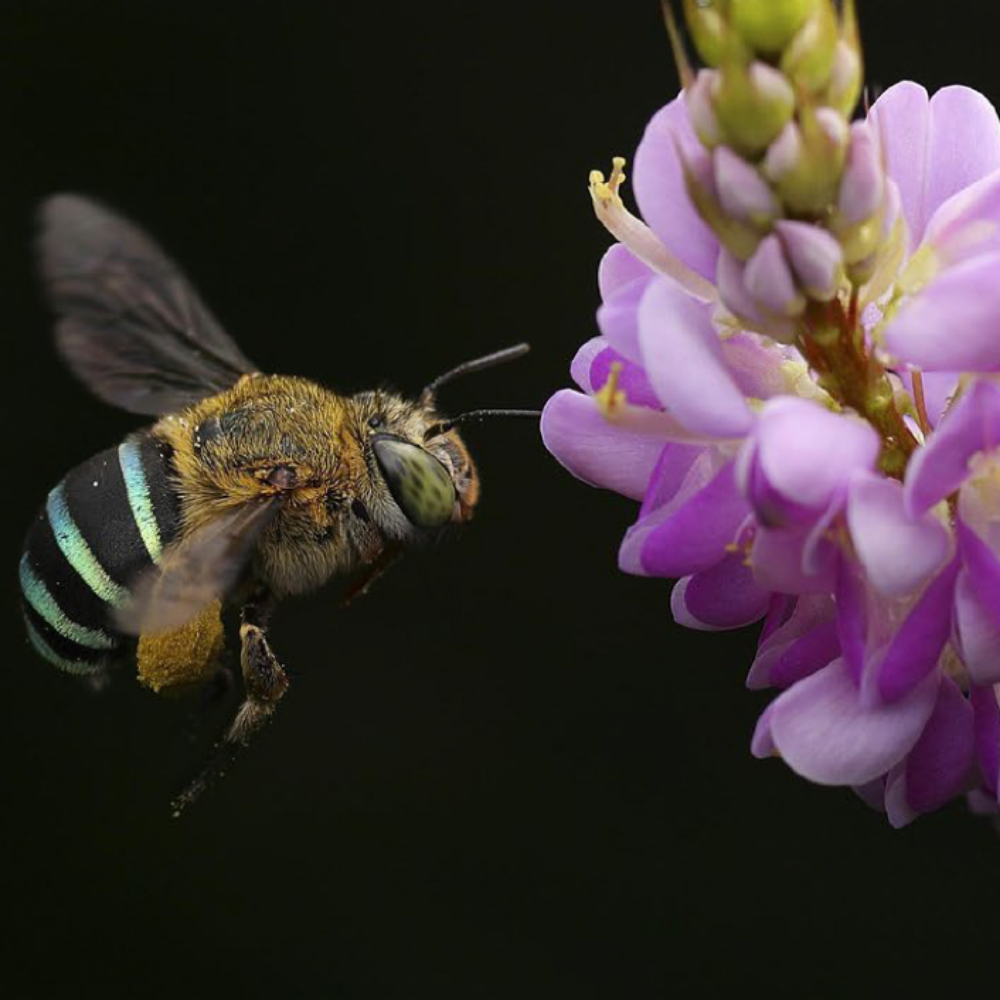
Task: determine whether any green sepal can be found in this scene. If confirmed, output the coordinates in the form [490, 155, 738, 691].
[779, 1, 838, 94]
[730, 0, 818, 55]
[714, 61, 795, 157]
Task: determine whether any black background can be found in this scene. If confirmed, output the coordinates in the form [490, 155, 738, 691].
[2, 2, 998, 997]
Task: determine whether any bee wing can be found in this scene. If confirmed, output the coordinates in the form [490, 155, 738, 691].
[114, 497, 281, 635]
[39, 193, 258, 416]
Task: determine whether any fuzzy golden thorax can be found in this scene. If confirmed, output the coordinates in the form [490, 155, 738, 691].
[152, 374, 479, 597]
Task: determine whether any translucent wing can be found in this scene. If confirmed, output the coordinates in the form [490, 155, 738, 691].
[114, 498, 281, 635]
[39, 193, 258, 415]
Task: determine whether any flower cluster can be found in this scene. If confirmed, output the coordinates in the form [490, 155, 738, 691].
[543, 0, 1000, 825]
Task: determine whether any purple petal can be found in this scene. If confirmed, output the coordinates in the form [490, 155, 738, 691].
[768, 658, 939, 786]
[677, 552, 771, 630]
[871, 556, 960, 704]
[596, 272, 654, 364]
[751, 524, 837, 595]
[957, 518, 1000, 629]
[885, 676, 974, 827]
[922, 168, 1000, 266]
[541, 390, 664, 500]
[748, 594, 837, 690]
[885, 252, 1000, 371]
[598, 243, 653, 300]
[570, 337, 607, 393]
[639, 459, 750, 577]
[633, 96, 720, 282]
[838, 122, 884, 225]
[955, 569, 1000, 686]
[716, 248, 763, 326]
[751, 701, 778, 759]
[754, 397, 880, 510]
[971, 684, 1000, 798]
[847, 474, 950, 596]
[713, 146, 779, 225]
[854, 777, 888, 813]
[774, 221, 843, 300]
[720, 333, 789, 400]
[904, 379, 1000, 514]
[744, 234, 804, 316]
[870, 83, 1000, 248]
[835, 556, 867, 686]
[619, 447, 718, 575]
[587, 346, 661, 410]
[637, 276, 754, 437]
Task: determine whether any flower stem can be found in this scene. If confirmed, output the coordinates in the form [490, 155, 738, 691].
[798, 298, 918, 478]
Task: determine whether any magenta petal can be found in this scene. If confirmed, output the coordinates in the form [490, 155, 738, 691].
[680, 552, 771, 630]
[598, 243, 653, 300]
[873, 556, 960, 704]
[955, 569, 1000, 686]
[971, 684, 1000, 798]
[904, 379, 1000, 515]
[847, 474, 950, 596]
[885, 252, 1000, 371]
[540, 390, 664, 501]
[638, 276, 754, 437]
[835, 557, 867, 686]
[640, 460, 750, 577]
[768, 658, 939, 786]
[633, 96, 720, 282]
[754, 397, 880, 510]
[885, 676, 974, 827]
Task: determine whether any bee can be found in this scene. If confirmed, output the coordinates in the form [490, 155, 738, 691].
[20, 194, 538, 811]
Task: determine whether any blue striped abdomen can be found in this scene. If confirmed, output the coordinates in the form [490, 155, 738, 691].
[20, 433, 182, 674]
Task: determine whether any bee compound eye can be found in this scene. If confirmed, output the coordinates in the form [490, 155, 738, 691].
[368, 415, 384, 429]
[266, 465, 297, 489]
[371, 435, 456, 529]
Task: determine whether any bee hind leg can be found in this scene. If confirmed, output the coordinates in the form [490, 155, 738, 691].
[171, 590, 288, 817]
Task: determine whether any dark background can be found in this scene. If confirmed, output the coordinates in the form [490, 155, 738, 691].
[1, 2, 997, 997]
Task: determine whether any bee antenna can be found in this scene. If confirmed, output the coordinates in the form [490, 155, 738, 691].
[421, 343, 532, 400]
[425, 408, 542, 439]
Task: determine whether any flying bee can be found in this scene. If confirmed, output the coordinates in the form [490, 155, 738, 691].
[20, 194, 538, 811]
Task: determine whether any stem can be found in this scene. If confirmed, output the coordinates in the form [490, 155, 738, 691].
[798, 298, 918, 479]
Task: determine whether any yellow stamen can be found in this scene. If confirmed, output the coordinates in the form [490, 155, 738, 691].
[595, 361, 626, 417]
[587, 157, 717, 302]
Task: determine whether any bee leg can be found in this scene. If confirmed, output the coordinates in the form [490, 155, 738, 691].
[171, 591, 287, 817]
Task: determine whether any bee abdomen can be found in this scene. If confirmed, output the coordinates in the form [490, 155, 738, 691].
[20, 434, 182, 674]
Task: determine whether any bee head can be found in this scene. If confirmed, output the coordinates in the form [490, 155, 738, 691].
[355, 344, 537, 538]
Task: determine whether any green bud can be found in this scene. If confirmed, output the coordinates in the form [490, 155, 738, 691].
[730, 0, 818, 55]
[682, 0, 730, 67]
[765, 107, 848, 216]
[780, 1, 838, 94]
[713, 61, 795, 157]
[824, 39, 863, 117]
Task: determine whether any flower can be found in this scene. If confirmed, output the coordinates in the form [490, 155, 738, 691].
[544, 0, 1000, 826]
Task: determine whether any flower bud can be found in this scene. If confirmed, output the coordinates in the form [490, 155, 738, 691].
[838, 122, 884, 225]
[744, 234, 806, 317]
[713, 61, 796, 157]
[730, 0, 819, 56]
[780, 0, 838, 94]
[682, 145, 763, 260]
[686, 70, 723, 147]
[682, 0, 730, 66]
[764, 107, 848, 215]
[824, 39, 863, 117]
[774, 220, 844, 300]
[713, 146, 781, 228]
